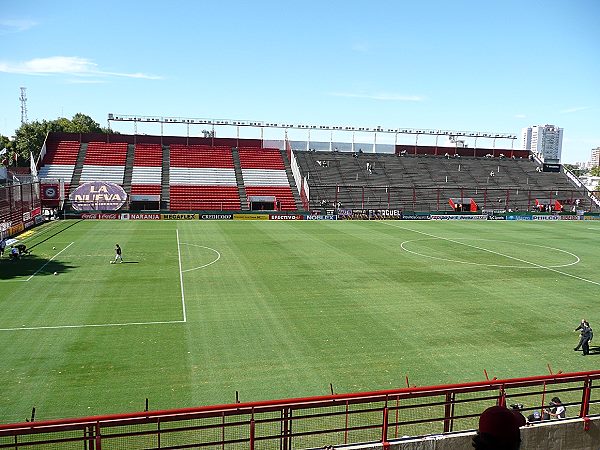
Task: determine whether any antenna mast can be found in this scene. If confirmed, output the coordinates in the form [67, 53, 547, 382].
[20, 87, 28, 124]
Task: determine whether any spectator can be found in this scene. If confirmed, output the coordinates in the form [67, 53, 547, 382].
[16, 243, 30, 256]
[10, 246, 20, 261]
[0, 237, 6, 257]
[544, 397, 566, 419]
[472, 405, 524, 450]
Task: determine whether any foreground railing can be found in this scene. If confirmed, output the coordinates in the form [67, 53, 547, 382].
[0, 370, 599, 449]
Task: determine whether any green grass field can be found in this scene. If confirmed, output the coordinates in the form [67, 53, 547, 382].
[0, 219, 598, 424]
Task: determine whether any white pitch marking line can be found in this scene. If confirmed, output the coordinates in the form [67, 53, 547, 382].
[180, 244, 221, 273]
[176, 228, 187, 323]
[399, 238, 580, 269]
[0, 320, 185, 332]
[25, 242, 75, 281]
[381, 222, 600, 287]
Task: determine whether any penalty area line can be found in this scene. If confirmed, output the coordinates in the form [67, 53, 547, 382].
[176, 228, 187, 323]
[0, 320, 186, 332]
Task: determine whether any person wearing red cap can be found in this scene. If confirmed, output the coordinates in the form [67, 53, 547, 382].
[472, 405, 525, 450]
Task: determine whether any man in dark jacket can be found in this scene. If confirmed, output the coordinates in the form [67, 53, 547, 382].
[574, 319, 593, 355]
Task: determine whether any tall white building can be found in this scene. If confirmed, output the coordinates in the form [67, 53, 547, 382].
[590, 147, 600, 168]
[521, 124, 563, 163]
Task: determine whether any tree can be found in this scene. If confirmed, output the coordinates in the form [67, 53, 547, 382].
[10, 113, 110, 165]
[589, 166, 600, 177]
[563, 163, 585, 177]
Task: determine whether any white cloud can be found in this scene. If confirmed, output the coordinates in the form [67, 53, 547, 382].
[0, 19, 38, 34]
[329, 91, 424, 102]
[0, 56, 162, 80]
[514, 114, 526, 119]
[560, 106, 590, 114]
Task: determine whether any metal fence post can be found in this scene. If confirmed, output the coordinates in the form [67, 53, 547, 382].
[580, 378, 592, 418]
[381, 406, 389, 449]
[443, 392, 454, 433]
[95, 422, 101, 450]
[250, 416, 255, 450]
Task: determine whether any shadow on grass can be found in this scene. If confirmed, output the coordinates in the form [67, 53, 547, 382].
[587, 346, 600, 356]
[0, 254, 76, 280]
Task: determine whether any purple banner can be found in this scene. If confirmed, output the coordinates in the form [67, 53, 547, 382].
[69, 181, 127, 211]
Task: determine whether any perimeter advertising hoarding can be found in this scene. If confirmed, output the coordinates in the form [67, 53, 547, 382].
[368, 209, 402, 219]
[69, 181, 127, 211]
[162, 214, 198, 220]
[233, 214, 269, 220]
[269, 214, 304, 220]
[532, 215, 559, 221]
[506, 215, 532, 220]
[200, 214, 234, 220]
[81, 213, 120, 220]
[402, 213, 432, 220]
[430, 214, 488, 220]
[123, 213, 161, 220]
[306, 215, 337, 220]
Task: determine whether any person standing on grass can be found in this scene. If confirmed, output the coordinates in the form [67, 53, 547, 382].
[112, 243, 123, 264]
[0, 237, 6, 257]
[574, 319, 593, 355]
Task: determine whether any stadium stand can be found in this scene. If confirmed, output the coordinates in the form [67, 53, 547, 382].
[36, 133, 594, 213]
[79, 142, 128, 184]
[169, 144, 240, 210]
[238, 147, 297, 210]
[293, 149, 590, 212]
[130, 143, 163, 197]
[37, 140, 81, 196]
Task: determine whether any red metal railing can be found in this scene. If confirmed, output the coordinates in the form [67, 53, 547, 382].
[0, 370, 599, 449]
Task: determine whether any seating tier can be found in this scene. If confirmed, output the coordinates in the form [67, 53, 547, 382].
[170, 186, 240, 210]
[130, 184, 162, 196]
[84, 142, 128, 166]
[170, 145, 234, 168]
[238, 148, 285, 169]
[42, 141, 80, 165]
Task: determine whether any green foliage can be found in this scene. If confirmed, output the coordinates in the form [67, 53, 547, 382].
[589, 166, 600, 177]
[563, 164, 586, 177]
[0, 134, 12, 151]
[10, 114, 108, 164]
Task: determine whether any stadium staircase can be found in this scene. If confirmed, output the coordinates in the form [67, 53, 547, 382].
[161, 145, 170, 210]
[280, 149, 304, 211]
[231, 148, 249, 211]
[69, 142, 89, 190]
[121, 144, 136, 195]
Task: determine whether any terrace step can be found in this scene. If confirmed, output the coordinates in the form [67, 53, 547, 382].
[161, 145, 170, 210]
[122, 143, 136, 195]
[69, 142, 88, 188]
[231, 147, 248, 211]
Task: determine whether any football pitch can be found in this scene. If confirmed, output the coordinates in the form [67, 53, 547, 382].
[0, 219, 598, 424]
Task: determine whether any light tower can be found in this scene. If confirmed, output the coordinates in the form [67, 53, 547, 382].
[20, 87, 28, 124]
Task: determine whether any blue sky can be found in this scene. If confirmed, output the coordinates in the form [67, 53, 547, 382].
[1, 0, 598, 163]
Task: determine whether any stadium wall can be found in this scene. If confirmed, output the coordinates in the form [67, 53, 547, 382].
[0, 181, 43, 239]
